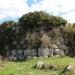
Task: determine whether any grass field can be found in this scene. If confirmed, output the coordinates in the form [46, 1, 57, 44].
[0, 56, 75, 75]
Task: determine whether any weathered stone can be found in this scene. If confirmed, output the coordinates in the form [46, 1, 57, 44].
[49, 48, 54, 57]
[36, 61, 44, 69]
[66, 63, 73, 71]
[17, 56, 24, 61]
[49, 44, 58, 49]
[43, 48, 50, 57]
[17, 49, 23, 55]
[33, 61, 58, 70]
[24, 49, 31, 56]
[11, 49, 16, 55]
[40, 34, 50, 46]
[16, 50, 24, 60]
[49, 64, 57, 70]
[54, 49, 64, 56]
[38, 48, 43, 56]
[57, 37, 68, 51]
[61, 63, 73, 73]
[59, 50, 65, 57]
[26, 56, 32, 60]
[8, 55, 17, 61]
[24, 49, 36, 56]
[38, 47, 50, 57]
[30, 49, 37, 56]
[41, 64, 50, 69]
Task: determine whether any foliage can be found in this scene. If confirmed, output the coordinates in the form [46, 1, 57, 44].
[65, 23, 75, 32]
[0, 21, 15, 31]
[19, 11, 67, 32]
[61, 24, 75, 56]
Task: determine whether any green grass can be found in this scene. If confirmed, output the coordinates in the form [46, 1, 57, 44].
[0, 56, 75, 75]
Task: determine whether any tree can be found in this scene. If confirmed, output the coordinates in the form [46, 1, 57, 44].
[19, 11, 67, 32]
[0, 21, 15, 31]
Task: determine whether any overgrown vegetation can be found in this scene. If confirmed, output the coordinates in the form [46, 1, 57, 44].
[0, 11, 75, 58]
[61, 24, 75, 56]
[19, 11, 67, 32]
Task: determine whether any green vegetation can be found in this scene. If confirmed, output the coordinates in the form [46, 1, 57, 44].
[19, 11, 67, 31]
[0, 56, 75, 75]
[61, 24, 75, 56]
[0, 21, 15, 31]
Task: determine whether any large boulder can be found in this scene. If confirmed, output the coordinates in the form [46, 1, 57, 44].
[33, 61, 58, 70]
[24, 49, 31, 56]
[30, 49, 37, 56]
[38, 47, 50, 57]
[54, 49, 65, 56]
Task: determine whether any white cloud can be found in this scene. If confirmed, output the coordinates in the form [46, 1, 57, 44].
[29, 0, 75, 23]
[29, 0, 61, 15]
[0, 0, 29, 19]
[0, 0, 75, 23]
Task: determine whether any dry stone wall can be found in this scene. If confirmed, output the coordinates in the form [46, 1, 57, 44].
[0, 25, 68, 61]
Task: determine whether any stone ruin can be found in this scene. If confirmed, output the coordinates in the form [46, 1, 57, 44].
[0, 25, 68, 61]
[6, 31, 67, 61]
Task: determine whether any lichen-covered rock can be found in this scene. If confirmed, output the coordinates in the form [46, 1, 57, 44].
[61, 63, 73, 73]
[38, 47, 50, 57]
[66, 63, 73, 71]
[49, 64, 58, 70]
[36, 61, 44, 69]
[54, 49, 65, 56]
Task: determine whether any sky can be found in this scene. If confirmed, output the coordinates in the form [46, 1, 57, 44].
[0, 0, 75, 23]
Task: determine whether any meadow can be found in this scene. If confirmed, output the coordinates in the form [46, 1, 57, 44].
[0, 56, 75, 75]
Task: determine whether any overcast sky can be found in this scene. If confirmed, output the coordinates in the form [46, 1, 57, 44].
[0, 0, 75, 23]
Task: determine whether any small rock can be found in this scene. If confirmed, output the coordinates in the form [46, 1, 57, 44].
[36, 61, 44, 69]
[33, 61, 44, 69]
[66, 63, 73, 71]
